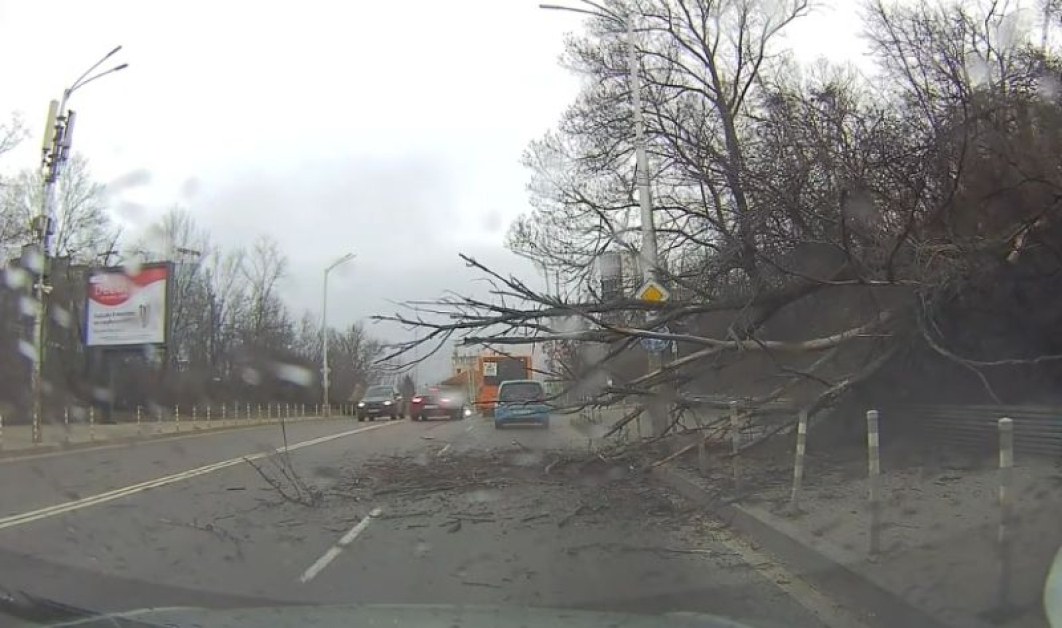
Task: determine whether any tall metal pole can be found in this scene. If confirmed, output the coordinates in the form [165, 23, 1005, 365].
[30, 48, 127, 443]
[322, 269, 331, 416]
[625, 13, 669, 436]
[322, 253, 354, 416]
[627, 13, 658, 282]
[540, 4, 665, 432]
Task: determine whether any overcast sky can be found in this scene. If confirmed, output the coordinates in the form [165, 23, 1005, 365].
[0, 0, 863, 381]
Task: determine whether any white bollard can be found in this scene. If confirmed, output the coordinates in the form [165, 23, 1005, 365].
[790, 409, 809, 511]
[206, 405, 212, 426]
[730, 401, 741, 492]
[136, 405, 142, 436]
[997, 417, 1015, 610]
[175, 404, 181, 433]
[867, 409, 881, 555]
[64, 406, 71, 444]
[89, 406, 96, 441]
[192, 405, 198, 429]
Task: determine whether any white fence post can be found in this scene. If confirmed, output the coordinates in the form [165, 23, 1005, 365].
[997, 417, 1015, 610]
[790, 409, 809, 512]
[730, 401, 741, 492]
[867, 409, 881, 555]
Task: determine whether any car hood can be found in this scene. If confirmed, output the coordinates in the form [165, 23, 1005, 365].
[38, 603, 762, 628]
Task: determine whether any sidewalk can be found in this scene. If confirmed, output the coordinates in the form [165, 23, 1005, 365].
[651, 433, 1060, 628]
[0, 412, 333, 457]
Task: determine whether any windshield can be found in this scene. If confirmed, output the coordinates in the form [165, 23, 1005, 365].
[3, 2, 1057, 628]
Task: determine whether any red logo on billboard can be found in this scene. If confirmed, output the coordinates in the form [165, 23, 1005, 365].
[88, 266, 168, 307]
[89, 274, 135, 306]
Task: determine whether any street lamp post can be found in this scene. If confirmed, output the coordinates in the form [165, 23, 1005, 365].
[30, 46, 127, 443]
[322, 253, 355, 416]
[540, 3, 659, 281]
[541, 3, 671, 435]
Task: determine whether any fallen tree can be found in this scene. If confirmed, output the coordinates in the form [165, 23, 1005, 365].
[376, 0, 1062, 451]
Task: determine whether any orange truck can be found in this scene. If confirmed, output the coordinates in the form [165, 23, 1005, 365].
[474, 354, 532, 416]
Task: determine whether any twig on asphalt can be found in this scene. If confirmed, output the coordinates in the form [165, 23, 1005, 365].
[447, 515, 496, 523]
[520, 513, 550, 523]
[461, 580, 502, 589]
[378, 510, 434, 520]
[243, 455, 321, 507]
[557, 504, 588, 528]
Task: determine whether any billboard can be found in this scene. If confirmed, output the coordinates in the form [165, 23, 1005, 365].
[85, 263, 171, 347]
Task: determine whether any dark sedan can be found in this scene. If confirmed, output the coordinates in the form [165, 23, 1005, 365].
[357, 384, 403, 421]
[410, 387, 470, 421]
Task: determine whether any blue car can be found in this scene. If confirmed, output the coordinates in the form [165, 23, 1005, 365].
[494, 380, 550, 429]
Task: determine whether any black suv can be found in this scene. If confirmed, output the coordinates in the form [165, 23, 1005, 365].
[357, 385, 404, 421]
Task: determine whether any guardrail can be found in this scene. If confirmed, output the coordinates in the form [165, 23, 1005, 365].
[901, 403, 1062, 456]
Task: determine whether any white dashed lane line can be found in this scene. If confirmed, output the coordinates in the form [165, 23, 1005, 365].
[298, 507, 383, 583]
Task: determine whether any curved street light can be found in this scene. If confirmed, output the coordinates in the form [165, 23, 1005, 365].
[322, 252, 356, 415]
[30, 46, 129, 444]
[539, 3, 659, 283]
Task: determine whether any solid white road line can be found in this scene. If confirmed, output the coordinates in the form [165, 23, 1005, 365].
[0, 417, 357, 465]
[299, 507, 382, 583]
[0, 421, 401, 532]
[712, 526, 872, 628]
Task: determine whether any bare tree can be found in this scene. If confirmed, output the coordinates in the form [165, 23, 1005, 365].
[381, 0, 1062, 446]
[1, 154, 116, 263]
[241, 235, 291, 350]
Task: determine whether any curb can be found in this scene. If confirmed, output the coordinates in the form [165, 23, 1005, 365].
[651, 465, 953, 628]
[0, 416, 342, 461]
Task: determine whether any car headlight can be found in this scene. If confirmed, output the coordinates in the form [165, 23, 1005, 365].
[383, 400, 392, 406]
[357, 402, 365, 408]
[464, 408, 472, 417]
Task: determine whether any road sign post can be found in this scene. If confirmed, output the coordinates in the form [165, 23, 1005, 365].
[635, 280, 672, 436]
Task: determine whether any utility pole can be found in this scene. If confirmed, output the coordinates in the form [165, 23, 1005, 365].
[322, 252, 355, 416]
[541, 3, 666, 434]
[30, 47, 127, 443]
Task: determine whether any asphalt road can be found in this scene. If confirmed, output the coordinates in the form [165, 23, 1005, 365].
[0, 414, 837, 627]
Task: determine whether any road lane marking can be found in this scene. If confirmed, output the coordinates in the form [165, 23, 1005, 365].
[0, 422, 400, 531]
[0, 418, 358, 465]
[711, 526, 872, 628]
[299, 507, 382, 583]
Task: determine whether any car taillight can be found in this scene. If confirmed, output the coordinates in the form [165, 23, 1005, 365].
[441, 398, 451, 404]
[412, 396, 423, 403]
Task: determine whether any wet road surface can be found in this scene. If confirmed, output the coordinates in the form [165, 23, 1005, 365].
[0, 414, 838, 627]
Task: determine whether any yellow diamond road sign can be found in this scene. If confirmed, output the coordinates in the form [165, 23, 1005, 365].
[636, 280, 670, 303]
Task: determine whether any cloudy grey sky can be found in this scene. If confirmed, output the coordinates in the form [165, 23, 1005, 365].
[0, 0, 863, 380]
